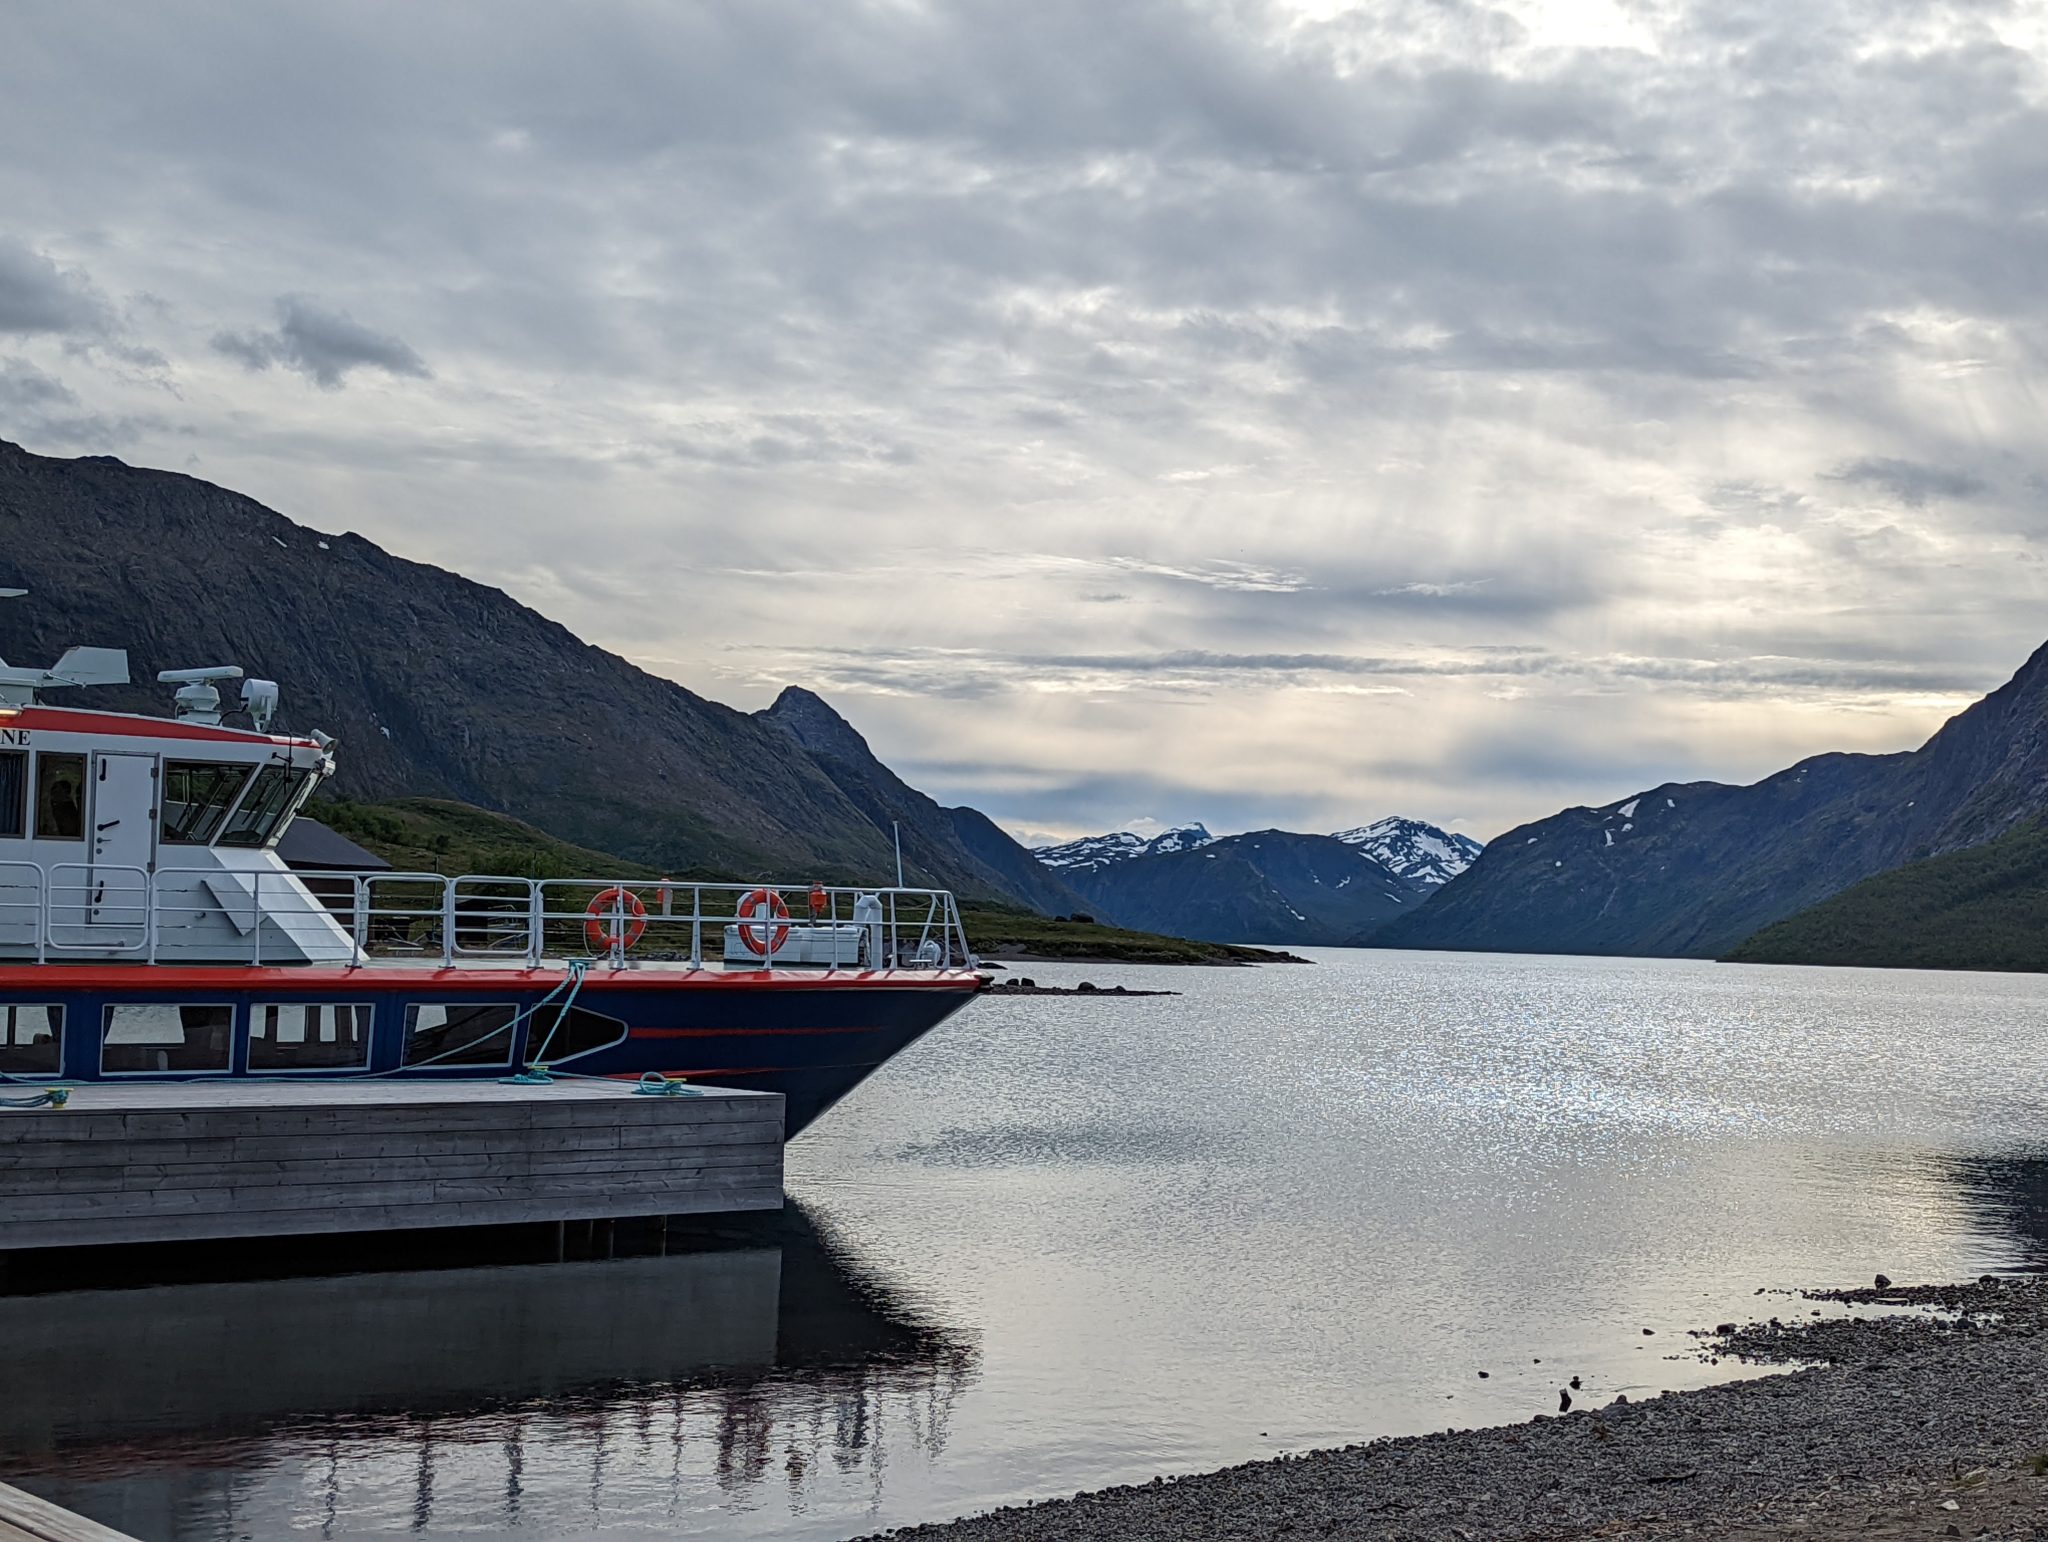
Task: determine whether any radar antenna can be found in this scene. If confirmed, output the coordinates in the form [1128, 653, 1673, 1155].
[156, 666, 282, 730]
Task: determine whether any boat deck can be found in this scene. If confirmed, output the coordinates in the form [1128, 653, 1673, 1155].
[0, 957, 985, 985]
[0, 1078, 785, 1249]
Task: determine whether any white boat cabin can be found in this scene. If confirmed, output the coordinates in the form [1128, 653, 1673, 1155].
[0, 628, 346, 964]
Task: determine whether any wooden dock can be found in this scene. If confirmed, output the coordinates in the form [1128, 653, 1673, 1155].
[0, 1079, 783, 1249]
[0, 1479, 139, 1542]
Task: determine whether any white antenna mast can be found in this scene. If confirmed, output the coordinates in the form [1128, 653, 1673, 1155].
[893, 820, 905, 887]
[0, 591, 131, 705]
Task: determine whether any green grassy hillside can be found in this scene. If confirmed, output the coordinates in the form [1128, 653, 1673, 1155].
[317, 797, 669, 879]
[1725, 820, 2048, 972]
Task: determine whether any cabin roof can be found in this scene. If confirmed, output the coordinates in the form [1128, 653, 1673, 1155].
[276, 817, 392, 873]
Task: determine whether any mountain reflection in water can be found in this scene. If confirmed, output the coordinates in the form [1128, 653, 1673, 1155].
[0, 1204, 978, 1540]
[1945, 1153, 2048, 1272]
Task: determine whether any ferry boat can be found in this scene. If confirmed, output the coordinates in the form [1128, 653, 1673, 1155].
[0, 618, 983, 1136]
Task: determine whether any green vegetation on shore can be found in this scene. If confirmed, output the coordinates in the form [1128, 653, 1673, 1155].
[1726, 819, 2048, 972]
[313, 797, 1291, 964]
[959, 907, 1302, 965]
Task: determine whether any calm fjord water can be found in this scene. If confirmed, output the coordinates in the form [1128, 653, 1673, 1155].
[10, 950, 2048, 1540]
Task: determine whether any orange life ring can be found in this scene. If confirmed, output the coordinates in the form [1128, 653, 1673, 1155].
[585, 887, 648, 952]
[735, 887, 791, 956]
[808, 882, 829, 917]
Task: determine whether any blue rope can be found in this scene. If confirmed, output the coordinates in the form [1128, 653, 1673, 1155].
[0, 1087, 69, 1110]
[510, 957, 590, 1079]
[630, 1070, 703, 1098]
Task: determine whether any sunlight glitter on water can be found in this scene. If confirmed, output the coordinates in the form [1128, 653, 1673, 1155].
[8, 950, 2048, 1540]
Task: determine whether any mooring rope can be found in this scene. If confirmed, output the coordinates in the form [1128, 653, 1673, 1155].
[0, 1087, 69, 1110]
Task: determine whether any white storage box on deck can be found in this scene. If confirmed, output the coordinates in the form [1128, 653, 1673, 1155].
[722, 922, 866, 966]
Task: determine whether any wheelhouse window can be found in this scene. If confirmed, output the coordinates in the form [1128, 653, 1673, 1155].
[101, 1003, 233, 1074]
[530, 1005, 628, 1063]
[0, 751, 25, 839]
[0, 1004, 61, 1075]
[162, 761, 252, 845]
[34, 753, 85, 840]
[249, 1002, 373, 1071]
[218, 765, 314, 848]
[403, 1003, 517, 1067]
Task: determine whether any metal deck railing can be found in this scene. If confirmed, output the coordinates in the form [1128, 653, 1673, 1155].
[0, 862, 977, 971]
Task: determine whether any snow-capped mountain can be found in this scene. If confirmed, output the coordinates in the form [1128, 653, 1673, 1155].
[1032, 823, 1215, 875]
[1331, 817, 1485, 888]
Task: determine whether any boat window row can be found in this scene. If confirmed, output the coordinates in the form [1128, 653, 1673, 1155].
[0, 750, 317, 848]
[0, 1000, 630, 1076]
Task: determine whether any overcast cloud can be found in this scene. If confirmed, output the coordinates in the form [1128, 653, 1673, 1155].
[3, 0, 2046, 842]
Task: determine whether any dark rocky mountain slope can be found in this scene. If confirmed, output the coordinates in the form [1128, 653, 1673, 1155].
[1058, 829, 1424, 946]
[0, 438, 1033, 900]
[1373, 639, 2048, 958]
[761, 687, 1089, 914]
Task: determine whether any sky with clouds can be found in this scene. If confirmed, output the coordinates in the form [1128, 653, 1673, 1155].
[4, 0, 2046, 845]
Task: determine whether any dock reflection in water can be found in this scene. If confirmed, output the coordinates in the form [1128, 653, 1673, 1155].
[0, 1204, 978, 1540]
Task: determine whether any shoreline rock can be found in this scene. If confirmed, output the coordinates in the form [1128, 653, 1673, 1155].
[981, 977, 1180, 997]
[851, 1275, 2048, 1542]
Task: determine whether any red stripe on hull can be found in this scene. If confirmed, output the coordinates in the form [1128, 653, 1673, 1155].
[10, 706, 320, 749]
[0, 964, 983, 992]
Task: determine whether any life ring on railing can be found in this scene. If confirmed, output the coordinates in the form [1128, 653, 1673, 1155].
[584, 887, 648, 952]
[735, 887, 791, 956]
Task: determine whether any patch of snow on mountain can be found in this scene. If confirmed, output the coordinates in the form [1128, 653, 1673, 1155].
[1032, 823, 1214, 874]
[1331, 816, 1485, 887]
[1619, 798, 1640, 819]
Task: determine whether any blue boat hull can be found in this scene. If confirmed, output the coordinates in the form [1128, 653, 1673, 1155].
[0, 966, 984, 1139]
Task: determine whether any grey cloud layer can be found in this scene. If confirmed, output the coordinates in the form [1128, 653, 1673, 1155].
[1, 0, 2044, 839]
[213, 298, 429, 390]
[0, 237, 108, 336]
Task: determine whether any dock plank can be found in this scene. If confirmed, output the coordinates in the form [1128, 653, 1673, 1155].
[0, 1480, 139, 1542]
[0, 1079, 784, 1247]
[0, 1120, 783, 1171]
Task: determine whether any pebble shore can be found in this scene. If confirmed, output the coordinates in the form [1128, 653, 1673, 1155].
[854, 1277, 2048, 1542]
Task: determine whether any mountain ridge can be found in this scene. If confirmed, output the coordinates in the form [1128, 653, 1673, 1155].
[761, 687, 1089, 914]
[1030, 814, 1479, 945]
[0, 437, 1054, 907]
[1033, 823, 1215, 875]
[1331, 817, 1485, 888]
[1047, 829, 1427, 945]
[1374, 640, 2048, 958]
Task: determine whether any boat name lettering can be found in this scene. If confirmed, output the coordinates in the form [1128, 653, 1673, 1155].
[0, 728, 30, 746]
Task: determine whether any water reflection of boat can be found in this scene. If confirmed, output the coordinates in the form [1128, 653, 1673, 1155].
[0, 1203, 978, 1538]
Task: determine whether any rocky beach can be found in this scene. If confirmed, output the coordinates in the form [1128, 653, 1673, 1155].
[856, 1277, 2048, 1542]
